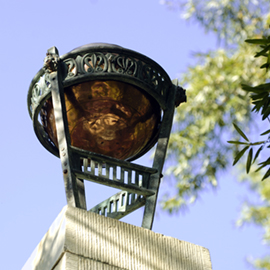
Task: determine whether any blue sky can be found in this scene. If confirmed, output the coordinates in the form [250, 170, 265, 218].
[1, 0, 269, 269]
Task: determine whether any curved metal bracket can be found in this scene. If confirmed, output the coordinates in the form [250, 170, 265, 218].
[141, 84, 178, 229]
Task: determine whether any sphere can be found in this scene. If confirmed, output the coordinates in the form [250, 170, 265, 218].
[41, 80, 160, 160]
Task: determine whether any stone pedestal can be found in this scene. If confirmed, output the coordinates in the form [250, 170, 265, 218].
[22, 206, 212, 270]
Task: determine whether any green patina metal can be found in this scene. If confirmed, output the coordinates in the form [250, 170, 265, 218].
[27, 43, 186, 230]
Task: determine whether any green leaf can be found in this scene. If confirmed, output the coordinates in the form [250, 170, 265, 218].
[251, 92, 269, 100]
[255, 163, 267, 172]
[243, 83, 270, 93]
[241, 84, 259, 92]
[250, 141, 266, 145]
[259, 157, 270, 166]
[262, 105, 270, 120]
[262, 167, 270, 181]
[254, 45, 270, 57]
[233, 123, 249, 141]
[245, 39, 270, 44]
[246, 148, 253, 173]
[253, 146, 263, 164]
[227, 140, 249, 145]
[260, 129, 270, 136]
[252, 98, 266, 113]
[233, 146, 249, 166]
[260, 63, 270, 69]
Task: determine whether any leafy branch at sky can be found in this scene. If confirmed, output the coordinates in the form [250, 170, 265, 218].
[161, 0, 269, 210]
[229, 33, 270, 181]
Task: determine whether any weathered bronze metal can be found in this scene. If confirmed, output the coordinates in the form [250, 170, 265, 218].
[27, 43, 186, 230]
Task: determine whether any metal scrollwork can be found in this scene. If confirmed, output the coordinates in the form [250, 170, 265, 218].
[141, 65, 153, 84]
[140, 65, 164, 95]
[30, 73, 51, 117]
[112, 56, 137, 76]
[81, 53, 138, 76]
[64, 58, 77, 78]
[31, 83, 42, 113]
[60, 50, 171, 105]
[82, 53, 107, 73]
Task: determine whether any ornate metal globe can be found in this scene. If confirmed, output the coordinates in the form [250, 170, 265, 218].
[27, 43, 186, 229]
[28, 43, 174, 161]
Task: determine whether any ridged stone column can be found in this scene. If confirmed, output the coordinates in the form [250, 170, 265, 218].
[22, 206, 212, 270]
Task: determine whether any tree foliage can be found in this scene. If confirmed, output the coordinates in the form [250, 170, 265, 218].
[161, 0, 270, 43]
[163, 45, 266, 210]
[228, 33, 270, 269]
[160, 0, 270, 268]
[161, 0, 269, 209]
[229, 36, 270, 181]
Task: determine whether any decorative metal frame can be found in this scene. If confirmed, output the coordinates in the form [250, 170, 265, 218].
[27, 44, 186, 230]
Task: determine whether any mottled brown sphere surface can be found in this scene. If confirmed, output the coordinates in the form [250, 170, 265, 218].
[42, 80, 160, 160]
